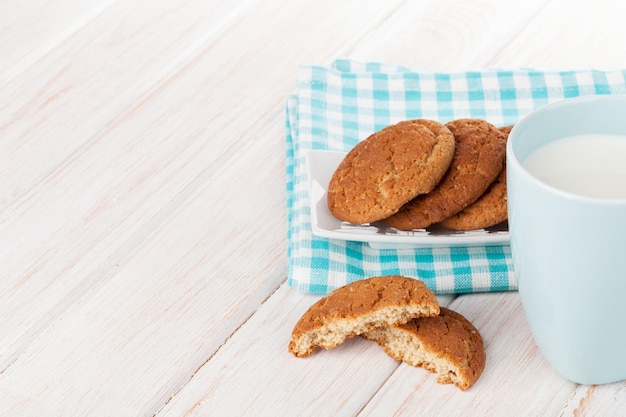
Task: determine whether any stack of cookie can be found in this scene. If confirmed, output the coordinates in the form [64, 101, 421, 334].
[289, 276, 486, 391]
[327, 119, 510, 231]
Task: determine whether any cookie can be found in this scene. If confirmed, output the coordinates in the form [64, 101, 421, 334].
[440, 166, 507, 230]
[327, 119, 455, 224]
[498, 124, 514, 136]
[288, 276, 439, 358]
[440, 125, 512, 230]
[384, 119, 507, 230]
[363, 307, 486, 391]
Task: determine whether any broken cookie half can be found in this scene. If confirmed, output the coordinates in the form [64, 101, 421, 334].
[288, 275, 439, 358]
[363, 307, 486, 391]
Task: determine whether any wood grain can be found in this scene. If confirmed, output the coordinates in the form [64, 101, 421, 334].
[0, 0, 254, 210]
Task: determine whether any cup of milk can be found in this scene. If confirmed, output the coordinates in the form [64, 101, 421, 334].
[507, 95, 626, 385]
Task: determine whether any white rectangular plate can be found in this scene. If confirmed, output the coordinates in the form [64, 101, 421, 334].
[306, 150, 509, 249]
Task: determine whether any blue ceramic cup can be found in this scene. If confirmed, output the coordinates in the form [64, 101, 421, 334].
[507, 95, 626, 385]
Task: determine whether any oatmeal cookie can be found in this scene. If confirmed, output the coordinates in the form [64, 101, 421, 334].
[327, 119, 455, 224]
[385, 119, 506, 230]
[289, 276, 439, 358]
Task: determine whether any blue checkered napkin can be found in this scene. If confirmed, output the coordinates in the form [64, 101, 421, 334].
[286, 60, 626, 294]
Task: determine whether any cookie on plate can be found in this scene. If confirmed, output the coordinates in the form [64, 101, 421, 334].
[363, 307, 486, 391]
[440, 166, 507, 230]
[497, 124, 514, 136]
[384, 119, 507, 230]
[440, 125, 512, 230]
[327, 119, 455, 224]
[288, 276, 439, 358]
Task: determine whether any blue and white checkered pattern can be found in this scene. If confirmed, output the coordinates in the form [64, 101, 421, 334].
[286, 59, 626, 294]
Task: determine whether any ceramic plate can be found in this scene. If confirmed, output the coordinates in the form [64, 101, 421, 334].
[305, 150, 509, 249]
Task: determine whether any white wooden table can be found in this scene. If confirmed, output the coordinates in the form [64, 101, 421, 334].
[1, 0, 625, 415]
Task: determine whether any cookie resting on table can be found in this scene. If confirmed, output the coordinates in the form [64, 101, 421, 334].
[363, 307, 486, 391]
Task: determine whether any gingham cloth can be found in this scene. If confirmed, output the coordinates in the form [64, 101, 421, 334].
[286, 59, 626, 294]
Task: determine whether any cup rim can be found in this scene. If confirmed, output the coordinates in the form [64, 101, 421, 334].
[507, 94, 626, 205]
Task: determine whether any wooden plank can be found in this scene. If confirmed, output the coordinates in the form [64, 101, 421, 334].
[155, 284, 403, 417]
[346, 0, 550, 69]
[559, 383, 626, 417]
[0, 0, 116, 84]
[0, 0, 258, 368]
[0, 119, 289, 416]
[489, 1, 626, 69]
[0, 0, 254, 210]
[347, 0, 626, 71]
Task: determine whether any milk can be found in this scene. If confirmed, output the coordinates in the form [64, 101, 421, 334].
[523, 133, 626, 199]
